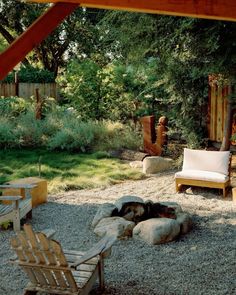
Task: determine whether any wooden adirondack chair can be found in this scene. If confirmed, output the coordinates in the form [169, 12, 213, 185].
[0, 184, 35, 231]
[10, 224, 116, 295]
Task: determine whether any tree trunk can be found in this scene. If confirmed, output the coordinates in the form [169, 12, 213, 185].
[220, 98, 233, 151]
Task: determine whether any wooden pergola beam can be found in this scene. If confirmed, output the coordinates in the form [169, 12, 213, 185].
[0, 2, 79, 81]
[1, 0, 236, 80]
[28, 0, 236, 22]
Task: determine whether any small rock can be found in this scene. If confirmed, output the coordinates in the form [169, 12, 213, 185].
[91, 203, 116, 228]
[114, 195, 144, 211]
[176, 213, 193, 234]
[143, 156, 173, 174]
[159, 202, 183, 214]
[133, 218, 180, 245]
[129, 161, 143, 168]
[94, 217, 135, 239]
[186, 187, 194, 194]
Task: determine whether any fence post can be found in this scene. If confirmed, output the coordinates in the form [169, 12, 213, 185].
[14, 71, 19, 96]
[35, 88, 42, 120]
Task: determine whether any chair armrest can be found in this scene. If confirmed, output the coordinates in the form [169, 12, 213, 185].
[41, 228, 56, 239]
[0, 184, 36, 189]
[0, 195, 22, 201]
[70, 234, 117, 269]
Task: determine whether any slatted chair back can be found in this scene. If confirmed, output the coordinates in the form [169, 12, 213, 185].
[10, 224, 78, 294]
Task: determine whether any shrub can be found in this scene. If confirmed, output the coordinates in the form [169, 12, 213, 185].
[16, 111, 45, 147]
[0, 118, 19, 148]
[0, 97, 30, 118]
[0, 102, 142, 152]
[92, 121, 142, 151]
[47, 116, 96, 152]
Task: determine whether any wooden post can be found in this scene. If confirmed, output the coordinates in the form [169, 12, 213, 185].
[14, 71, 19, 96]
[35, 88, 42, 120]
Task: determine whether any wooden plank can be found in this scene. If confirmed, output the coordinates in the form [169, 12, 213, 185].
[17, 232, 37, 263]
[0, 195, 22, 201]
[216, 85, 223, 141]
[0, 205, 13, 215]
[51, 240, 78, 292]
[37, 232, 68, 289]
[65, 254, 98, 265]
[0, 3, 79, 81]
[11, 237, 27, 262]
[0, 83, 16, 96]
[18, 232, 49, 287]
[70, 234, 116, 268]
[24, 225, 47, 265]
[26, 0, 236, 22]
[11, 236, 39, 285]
[211, 84, 217, 141]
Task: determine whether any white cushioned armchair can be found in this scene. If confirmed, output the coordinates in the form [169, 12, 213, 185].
[175, 148, 231, 197]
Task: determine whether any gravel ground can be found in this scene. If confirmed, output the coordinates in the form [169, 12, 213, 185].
[0, 171, 236, 295]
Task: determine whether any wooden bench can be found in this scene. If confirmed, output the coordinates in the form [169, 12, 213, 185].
[175, 148, 231, 198]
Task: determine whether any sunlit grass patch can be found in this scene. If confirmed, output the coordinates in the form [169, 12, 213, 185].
[0, 149, 145, 194]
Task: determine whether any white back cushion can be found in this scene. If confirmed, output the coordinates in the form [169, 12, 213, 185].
[182, 148, 230, 175]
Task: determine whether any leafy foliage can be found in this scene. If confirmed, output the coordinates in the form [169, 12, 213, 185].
[58, 58, 163, 123]
[0, 117, 19, 148]
[0, 97, 30, 117]
[0, 103, 141, 152]
[3, 66, 55, 83]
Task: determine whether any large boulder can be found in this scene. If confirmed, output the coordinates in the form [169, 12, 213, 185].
[143, 156, 173, 174]
[94, 217, 135, 239]
[91, 203, 116, 228]
[133, 218, 180, 245]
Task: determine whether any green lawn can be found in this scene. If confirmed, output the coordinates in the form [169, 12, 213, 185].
[0, 149, 144, 194]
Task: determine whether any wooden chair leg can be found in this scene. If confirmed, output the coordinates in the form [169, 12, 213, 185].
[98, 258, 105, 291]
[26, 210, 32, 219]
[223, 187, 227, 198]
[13, 200, 21, 232]
[24, 290, 37, 295]
[175, 181, 180, 193]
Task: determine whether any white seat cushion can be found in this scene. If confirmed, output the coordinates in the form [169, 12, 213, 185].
[175, 170, 229, 183]
[182, 148, 230, 175]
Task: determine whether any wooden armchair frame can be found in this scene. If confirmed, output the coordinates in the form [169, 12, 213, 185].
[10, 224, 116, 295]
[0, 184, 35, 231]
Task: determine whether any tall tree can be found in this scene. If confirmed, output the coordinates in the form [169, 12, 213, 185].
[0, 1, 106, 77]
[98, 12, 236, 147]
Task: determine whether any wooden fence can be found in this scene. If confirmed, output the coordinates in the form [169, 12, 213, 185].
[0, 83, 58, 99]
[208, 76, 235, 142]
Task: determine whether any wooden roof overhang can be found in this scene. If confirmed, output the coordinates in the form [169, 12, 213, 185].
[1, 0, 236, 80]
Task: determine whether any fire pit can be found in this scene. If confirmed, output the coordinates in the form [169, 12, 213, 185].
[92, 196, 192, 245]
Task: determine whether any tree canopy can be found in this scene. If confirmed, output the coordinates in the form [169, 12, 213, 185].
[1, 2, 236, 146]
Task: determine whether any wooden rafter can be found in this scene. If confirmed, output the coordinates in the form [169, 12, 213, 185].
[27, 0, 236, 22]
[0, 2, 79, 81]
